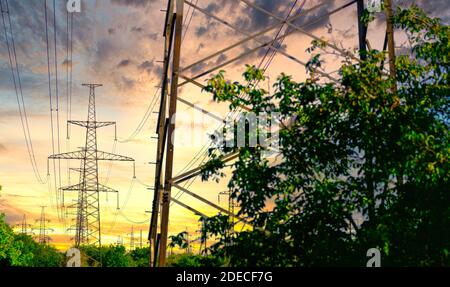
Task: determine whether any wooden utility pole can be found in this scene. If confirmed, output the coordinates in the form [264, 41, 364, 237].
[148, 0, 174, 267]
[158, 0, 184, 267]
[356, 0, 367, 59]
[385, 0, 397, 90]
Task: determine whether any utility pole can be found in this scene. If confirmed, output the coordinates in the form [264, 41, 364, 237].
[148, 0, 174, 267]
[33, 206, 53, 244]
[49, 84, 135, 247]
[356, 0, 367, 59]
[385, 0, 396, 90]
[157, 0, 184, 267]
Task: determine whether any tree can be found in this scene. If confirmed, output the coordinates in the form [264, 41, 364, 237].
[200, 5, 449, 267]
[0, 214, 32, 266]
[14, 233, 63, 267]
[79, 245, 134, 267]
[129, 247, 150, 267]
[167, 253, 225, 267]
[168, 231, 189, 253]
[0, 214, 63, 267]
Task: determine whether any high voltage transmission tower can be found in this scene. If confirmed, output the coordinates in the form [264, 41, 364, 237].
[128, 225, 135, 250]
[49, 84, 135, 247]
[33, 206, 53, 244]
[116, 235, 123, 246]
[14, 214, 33, 235]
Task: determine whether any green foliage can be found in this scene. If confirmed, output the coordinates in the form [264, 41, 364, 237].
[168, 231, 189, 250]
[129, 247, 150, 267]
[201, 6, 449, 267]
[167, 253, 224, 267]
[0, 214, 63, 267]
[0, 214, 31, 266]
[79, 244, 134, 267]
[14, 234, 63, 267]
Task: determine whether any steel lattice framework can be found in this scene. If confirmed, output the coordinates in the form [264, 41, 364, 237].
[32, 206, 53, 244]
[147, 0, 392, 266]
[49, 84, 135, 247]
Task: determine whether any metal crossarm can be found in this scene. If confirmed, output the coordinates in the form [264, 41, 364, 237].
[60, 183, 119, 193]
[173, 184, 249, 224]
[171, 197, 208, 218]
[68, 120, 116, 129]
[171, 151, 240, 184]
[49, 150, 134, 162]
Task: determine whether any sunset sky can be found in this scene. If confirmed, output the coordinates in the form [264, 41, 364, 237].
[0, 0, 448, 250]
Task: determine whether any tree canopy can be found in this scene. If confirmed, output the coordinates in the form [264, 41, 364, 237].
[0, 214, 63, 267]
[200, 5, 449, 267]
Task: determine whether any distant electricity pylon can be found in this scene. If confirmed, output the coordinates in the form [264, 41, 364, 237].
[128, 225, 135, 250]
[33, 206, 53, 244]
[116, 235, 123, 246]
[49, 84, 135, 247]
[14, 214, 33, 235]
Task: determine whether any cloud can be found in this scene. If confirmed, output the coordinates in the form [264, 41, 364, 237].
[138, 60, 154, 74]
[148, 32, 158, 40]
[110, 0, 155, 8]
[120, 76, 136, 89]
[131, 26, 144, 33]
[215, 54, 228, 65]
[196, 26, 208, 37]
[398, 0, 450, 24]
[62, 59, 73, 68]
[0, 198, 29, 225]
[117, 59, 132, 68]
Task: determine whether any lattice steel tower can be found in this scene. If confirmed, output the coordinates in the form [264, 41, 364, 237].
[14, 214, 33, 235]
[33, 206, 53, 244]
[49, 84, 135, 247]
[128, 225, 135, 250]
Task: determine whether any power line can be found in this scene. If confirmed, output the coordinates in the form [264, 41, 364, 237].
[65, 6, 70, 213]
[53, 0, 63, 219]
[44, 0, 61, 220]
[118, 85, 160, 143]
[181, 0, 198, 43]
[119, 0, 196, 144]
[0, 0, 46, 184]
[172, 0, 303, 203]
[106, 177, 136, 233]
[69, 12, 74, 139]
[120, 211, 151, 225]
[176, 0, 348, 181]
